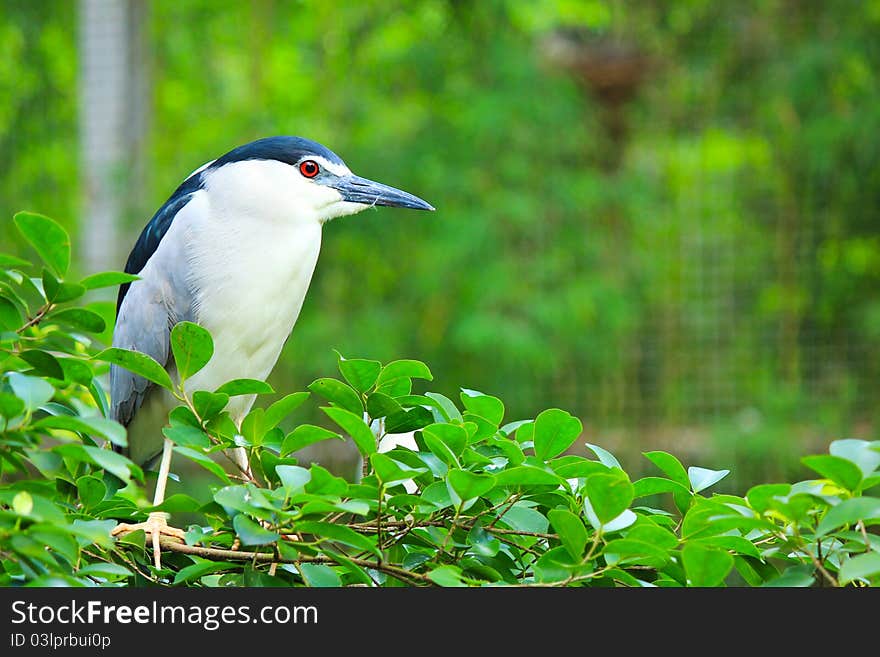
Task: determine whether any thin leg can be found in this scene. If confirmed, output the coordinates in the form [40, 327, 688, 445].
[111, 438, 185, 568]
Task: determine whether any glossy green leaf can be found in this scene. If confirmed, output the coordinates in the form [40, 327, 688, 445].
[643, 451, 690, 488]
[802, 454, 863, 491]
[682, 543, 734, 586]
[296, 521, 380, 558]
[378, 359, 433, 384]
[585, 472, 634, 523]
[276, 465, 311, 496]
[533, 409, 582, 461]
[170, 321, 213, 382]
[7, 371, 54, 411]
[839, 552, 880, 585]
[688, 466, 730, 493]
[447, 469, 496, 505]
[460, 389, 504, 424]
[337, 355, 382, 393]
[548, 508, 588, 560]
[79, 271, 140, 290]
[585, 443, 621, 469]
[94, 347, 174, 391]
[215, 378, 275, 396]
[321, 406, 376, 456]
[233, 514, 279, 546]
[35, 414, 127, 448]
[14, 211, 70, 276]
[815, 497, 880, 536]
[264, 392, 310, 428]
[308, 377, 363, 414]
[0, 296, 22, 331]
[281, 424, 342, 455]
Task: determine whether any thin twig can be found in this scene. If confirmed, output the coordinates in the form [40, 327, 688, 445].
[153, 537, 433, 585]
[17, 304, 52, 334]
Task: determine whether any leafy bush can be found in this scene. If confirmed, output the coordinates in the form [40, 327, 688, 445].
[1, 212, 879, 587]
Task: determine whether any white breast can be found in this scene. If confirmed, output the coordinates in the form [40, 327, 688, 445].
[183, 161, 327, 418]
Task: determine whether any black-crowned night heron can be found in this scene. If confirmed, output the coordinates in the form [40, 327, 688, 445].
[109, 136, 433, 565]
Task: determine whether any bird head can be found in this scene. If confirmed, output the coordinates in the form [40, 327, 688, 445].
[197, 136, 434, 225]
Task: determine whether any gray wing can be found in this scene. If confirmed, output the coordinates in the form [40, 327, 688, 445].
[111, 194, 201, 463]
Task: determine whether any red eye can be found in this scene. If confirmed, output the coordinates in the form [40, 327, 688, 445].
[299, 160, 320, 178]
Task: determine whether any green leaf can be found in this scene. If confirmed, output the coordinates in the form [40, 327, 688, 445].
[632, 477, 691, 498]
[308, 378, 363, 414]
[233, 514, 279, 546]
[0, 297, 22, 331]
[447, 469, 496, 505]
[0, 392, 25, 419]
[494, 465, 564, 488]
[295, 521, 381, 558]
[424, 392, 462, 422]
[79, 271, 140, 290]
[460, 389, 504, 424]
[162, 424, 211, 449]
[467, 525, 501, 557]
[802, 454, 863, 491]
[77, 563, 132, 580]
[815, 497, 880, 536]
[321, 406, 376, 456]
[366, 392, 403, 418]
[94, 348, 174, 391]
[370, 453, 427, 486]
[264, 392, 310, 428]
[585, 443, 621, 469]
[688, 466, 730, 493]
[428, 565, 467, 587]
[147, 494, 203, 513]
[174, 559, 232, 585]
[281, 424, 343, 455]
[498, 502, 550, 533]
[603, 538, 671, 567]
[83, 446, 140, 484]
[276, 465, 311, 496]
[585, 472, 634, 523]
[839, 552, 880, 585]
[7, 371, 54, 411]
[174, 446, 231, 483]
[42, 270, 85, 303]
[643, 451, 690, 488]
[378, 359, 433, 384]
[682, 543, 734, 586]
[547, 508, 588, 560]
[0, 253, 30, 268]
[746, 483, 792, 513]
[170, 321, 213, 382]
[14, 211, 70, 276]
[215, 378, 275, 396]
[299, 563, 341, 587]
[385, 407, 433, 433]
[422, 423, 467, 456]
[337, 355, 382, 393]
[34, 414, 127, 448]
[761, 565, 815, 587]
[18, 349, 64, 380]
[830, 439, 880, 478]
[192, 391, 229, 419]
[533, 409, 582, 461]
[49, 307, 105, 333]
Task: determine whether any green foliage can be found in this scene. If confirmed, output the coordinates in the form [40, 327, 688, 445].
[2, 217, 880, 587]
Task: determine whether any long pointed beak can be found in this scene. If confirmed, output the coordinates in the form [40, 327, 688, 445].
[332, 174, 435, 211]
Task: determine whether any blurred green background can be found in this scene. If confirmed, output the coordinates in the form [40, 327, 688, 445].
[2, 0, 878, 488]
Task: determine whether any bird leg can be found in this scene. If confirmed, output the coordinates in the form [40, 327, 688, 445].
[111, 437, 185, 569]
